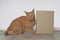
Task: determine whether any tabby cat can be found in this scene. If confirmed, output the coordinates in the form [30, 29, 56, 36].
[4, 9, 35, 35]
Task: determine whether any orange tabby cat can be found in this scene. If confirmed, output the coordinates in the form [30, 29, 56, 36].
[4, 9, 35, 35]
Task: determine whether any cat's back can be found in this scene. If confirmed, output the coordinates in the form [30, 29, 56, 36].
[17, 16, 27, 20]
[16, 16, 31, 24]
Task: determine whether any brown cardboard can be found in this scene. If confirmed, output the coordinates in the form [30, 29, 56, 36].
[36, 10, 54, 34]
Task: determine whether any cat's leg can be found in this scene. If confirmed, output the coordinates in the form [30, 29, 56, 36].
[12, 21, 23, 35]
[13, 30, 22, 35]
[24, 27, 35, 38]
[13, 27, 23, 34]
[25, 27, 35, 35]
[29, 28, 35, 35]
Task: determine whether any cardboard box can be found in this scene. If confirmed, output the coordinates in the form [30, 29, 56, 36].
[36, 10, 54, 34]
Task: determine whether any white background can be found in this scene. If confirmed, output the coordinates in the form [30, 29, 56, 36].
[0, 0, 60, 30]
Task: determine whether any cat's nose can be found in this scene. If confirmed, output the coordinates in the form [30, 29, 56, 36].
[30, 15, 31, 16]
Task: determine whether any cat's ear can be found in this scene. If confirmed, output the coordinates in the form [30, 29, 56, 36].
[24, 11, 28, 15]
[24, 11, 27, 13]
[32, 9, 34, 12]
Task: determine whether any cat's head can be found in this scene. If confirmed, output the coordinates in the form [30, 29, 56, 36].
[25, 9, 35, 20]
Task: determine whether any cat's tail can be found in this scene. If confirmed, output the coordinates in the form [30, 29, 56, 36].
[4, 31, 13, 35]
[4, 31, 8, 35]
